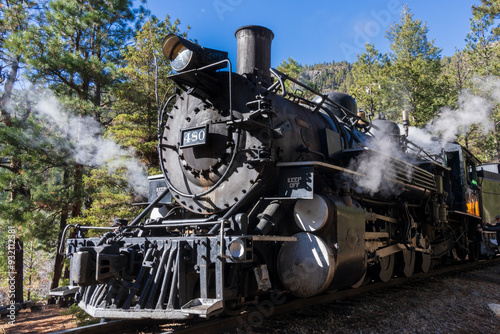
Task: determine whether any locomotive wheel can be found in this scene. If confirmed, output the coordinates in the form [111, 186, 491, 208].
[396, 249, 415, 278]
[375, 254, 394, 282]
[351, 271, 370, 288]
[416, 252, 431, 273]
[351, 254, 368, 288]
[223, 300, 247, 316]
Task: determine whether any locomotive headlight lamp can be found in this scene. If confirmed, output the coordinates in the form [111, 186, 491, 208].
[171, 48, 193, 72]
[162, 34, 228, 73]
[228, 239, 245, 260]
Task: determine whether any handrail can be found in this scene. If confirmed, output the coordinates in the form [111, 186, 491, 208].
[159, 59, 241, 199]
[268, 68, 441, 164]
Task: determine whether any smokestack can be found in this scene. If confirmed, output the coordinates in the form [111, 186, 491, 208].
[235, 25, 274, 83]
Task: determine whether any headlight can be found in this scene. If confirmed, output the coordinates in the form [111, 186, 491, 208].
[162, 34, 228, 73]
[171, 48, 193, 72]
[228, 240, 245, 259]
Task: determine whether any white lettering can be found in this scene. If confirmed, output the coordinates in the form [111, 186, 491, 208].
[213, 0, 235, 21]
[287, 176, 302, 189]
[387, 0, 401, 14]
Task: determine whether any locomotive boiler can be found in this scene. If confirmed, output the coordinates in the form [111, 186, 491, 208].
[62, 25, 499, 320]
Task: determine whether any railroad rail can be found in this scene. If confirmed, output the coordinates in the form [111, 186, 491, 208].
[52, 256, 500, 334]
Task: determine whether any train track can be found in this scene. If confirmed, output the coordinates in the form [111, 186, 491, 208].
[53, 257, 500, 334]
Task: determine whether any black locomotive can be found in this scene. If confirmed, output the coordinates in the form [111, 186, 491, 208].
[62, 26, 500, 320]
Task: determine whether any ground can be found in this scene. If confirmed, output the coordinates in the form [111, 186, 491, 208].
[238, 262, 500, 333]
[0, 305, 76, 334]
[1, 262, 499, 334]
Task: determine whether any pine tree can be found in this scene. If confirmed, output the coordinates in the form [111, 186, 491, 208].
[465, 10, 500, 77]
[349, 44, 391, 117]
[78, 15, 189, 225]
[473, 0, 500, 36]
[386, 6, 443, 126]
[0, 0, 44, 304]
[276, 57, 304, 94]
[462, 9, 500, 161]
[17, 0, 138, 289]
[110, 15, 184, 169]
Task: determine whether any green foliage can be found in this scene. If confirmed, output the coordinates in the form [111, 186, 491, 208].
[23, 240, 53, 301]
[62, 303, 100, 326]
[276, 57, 304, 94]
[78, 167, 140, 224]
[465, 10, 500, 77]
[20, 0, 138, 129]
[278, 57, 303, 79]
[76, 16, 189, 226]
[0, 111, 65, 242]
[461, 8, 500, 162]
[0, 0, 41, 68]
[1, 0, 145, 293]
[303, 61, 353, 93]
[349, 44, 391, 117]
[12, 0, 142, 225]
[108, 15, 186, 170]
[439, 53, 471, 108]
[473, 0, 500, 36]
[277, 58, 353, 97]
[385, 5, 444, 126]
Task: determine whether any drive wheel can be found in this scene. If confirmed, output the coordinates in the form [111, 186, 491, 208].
[416, 252, 431, 273]
[351, 271, 369, 288]
[375, 254, 394, 282]
[396, 249, 415, 278]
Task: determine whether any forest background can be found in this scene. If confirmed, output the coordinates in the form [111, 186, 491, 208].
[1, 0, 500, 304]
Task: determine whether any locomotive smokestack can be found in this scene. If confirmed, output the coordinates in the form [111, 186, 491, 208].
[235, 25, 274, 84]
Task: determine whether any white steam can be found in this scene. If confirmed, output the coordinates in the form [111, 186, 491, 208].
[426, 91, 493, 144]
[35, 92, 148, 197]
[409, 76, 499, 153]
[348, 76, 500, 196]
[348, 134, 406, 196]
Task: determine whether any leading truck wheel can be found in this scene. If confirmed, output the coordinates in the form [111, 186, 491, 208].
[277, 232, 335, 298]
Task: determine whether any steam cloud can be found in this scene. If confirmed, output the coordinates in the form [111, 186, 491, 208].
[409, 76, 498, 154]
[349, 76, 499, 196]
[348, 133, 406, 196]
[34, 91, 148, 197]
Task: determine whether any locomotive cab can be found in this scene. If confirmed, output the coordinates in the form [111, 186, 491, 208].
[444, 142, 481, 215]
[444, 143, 500, 258]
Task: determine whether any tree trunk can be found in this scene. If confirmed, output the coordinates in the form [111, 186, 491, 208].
[0, 55, 20, 127]
[494, 123, 500, 162]
[7, 158, 25, 304]
[72, 163, 83, 218]
[14, 239, 23, 303]
[2, 55, 24, 303]
[51, 169, 71, 290]
[51, 206, 69, 290]
[52, 163, 83, 288]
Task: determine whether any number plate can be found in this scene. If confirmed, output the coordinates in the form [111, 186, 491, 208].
[180, 125, 208, 148]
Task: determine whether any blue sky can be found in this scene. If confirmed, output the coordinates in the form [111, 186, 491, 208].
[145, 1, 479, 67]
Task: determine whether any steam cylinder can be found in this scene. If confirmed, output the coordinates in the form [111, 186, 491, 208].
[278, 194, 366, 297]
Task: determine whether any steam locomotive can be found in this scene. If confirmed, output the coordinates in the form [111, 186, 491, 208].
[62, 26, 500, 320]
